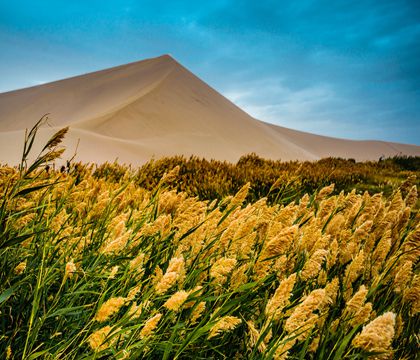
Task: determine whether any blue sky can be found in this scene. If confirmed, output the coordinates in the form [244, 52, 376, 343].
[0, 0, 419, 144]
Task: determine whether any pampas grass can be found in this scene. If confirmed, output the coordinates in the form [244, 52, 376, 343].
[0, 123, 418, 359]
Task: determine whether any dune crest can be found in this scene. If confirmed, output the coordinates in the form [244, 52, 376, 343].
[0, 54, 419, 165]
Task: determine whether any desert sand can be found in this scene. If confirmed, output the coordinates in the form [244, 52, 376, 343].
[0, 54, 419, 165]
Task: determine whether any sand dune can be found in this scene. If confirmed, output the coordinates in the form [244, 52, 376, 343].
[0, 54, 419, 165]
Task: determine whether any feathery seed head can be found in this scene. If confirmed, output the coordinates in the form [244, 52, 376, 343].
[43, 127, 69, 150]
[264, 226, 298, 258]
[140, 313, 162, 339]
[265, 273, 297, 321]
[127, 284, 141, 301]
[344, 250, 365, 287]
[129, 253, 145, 272]
[316, 184, 335, 200]
[160, 166, 180, 184]
[208, 316, 242, 339]
[405, 185, 417, 207]
[108, 266, 119, 279]
[350, 302, 373, 328]
[393, 261, 413, 293]
[343, 285, 368, 318]
[88, 325, 120, 351]
[95, 297, 127, 322]
[246, 321, 267, 353]
[155, 272, 178, 295]
[127, 302, 142, 319]
[352, 312, 396, 356]
[273, 338, 296, 360]
[190, 301, 206, 325]
[229, 183, 251, 208]
[210, 257, 237, 285]
[301, 249, 328, 281]
[14, 261, 27, 275]
[164, 290, 190, 312]
[284, 289, 326, 340]
[325, 277, 340, 304]
[65, 260, 77, 279]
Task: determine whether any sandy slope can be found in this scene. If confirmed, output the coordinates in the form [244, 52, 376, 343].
[0, 54, 419, 165]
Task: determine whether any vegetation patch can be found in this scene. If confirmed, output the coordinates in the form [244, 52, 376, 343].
[0, 125, 419, 359]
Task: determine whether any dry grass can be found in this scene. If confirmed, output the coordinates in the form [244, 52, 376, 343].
[93, 154, 420, 204]
[0, 125, 418, 359]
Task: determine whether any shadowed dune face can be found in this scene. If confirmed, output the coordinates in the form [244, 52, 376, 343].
[0, 54, 419, 165]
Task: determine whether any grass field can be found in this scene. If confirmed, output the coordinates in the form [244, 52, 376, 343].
[94, 153, 420, 205]
[0, 125, 419, 359]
